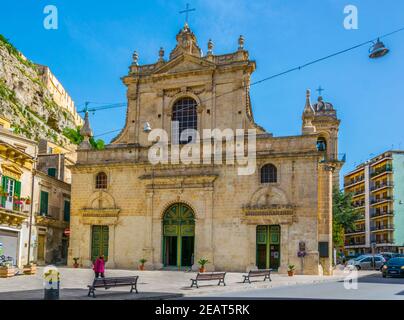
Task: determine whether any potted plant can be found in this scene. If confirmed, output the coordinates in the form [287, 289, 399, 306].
[198, 258, 209, 273]
[0, 261, 16, 278]
[138, 258, 147, 271]
[25, 196, 31, 205]
[23, 261, 37, 275]
[287, 264, 295, 277]
[73, 257, 80, 268]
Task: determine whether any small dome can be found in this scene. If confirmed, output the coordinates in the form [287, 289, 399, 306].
[313, 96, 334, 112]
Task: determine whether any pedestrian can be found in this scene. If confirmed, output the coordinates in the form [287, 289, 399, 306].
[93, 255, 105, 278]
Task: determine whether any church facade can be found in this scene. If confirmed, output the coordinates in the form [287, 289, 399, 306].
[68, 24, 343, 275]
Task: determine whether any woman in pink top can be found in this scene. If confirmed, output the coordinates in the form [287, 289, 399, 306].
[93, 256, 105, 278]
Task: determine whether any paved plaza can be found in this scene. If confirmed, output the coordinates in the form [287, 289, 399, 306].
[0, 266, 377, 300]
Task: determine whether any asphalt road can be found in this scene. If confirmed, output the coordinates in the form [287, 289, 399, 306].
[192, 272, 404, 300]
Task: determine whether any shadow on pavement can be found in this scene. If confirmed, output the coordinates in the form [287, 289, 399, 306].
[336, 272, 404, 285]
[0, 289, 183, 300]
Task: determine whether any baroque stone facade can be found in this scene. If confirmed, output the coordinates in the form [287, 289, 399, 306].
[68, 24, 343, 275]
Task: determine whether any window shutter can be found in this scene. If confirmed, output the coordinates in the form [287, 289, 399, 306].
[40, 191, 49, 216]
[64, 200, 70, 222]
[48, 168, 57, 177]
[14, 180, 21, 198]
[1, 176, 8, 208]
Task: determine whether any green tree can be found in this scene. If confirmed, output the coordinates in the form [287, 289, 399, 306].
[63, 127, 105, 150]
[333, 188, 360, 248]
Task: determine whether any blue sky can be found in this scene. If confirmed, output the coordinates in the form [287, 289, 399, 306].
[1, 0, 404, 177]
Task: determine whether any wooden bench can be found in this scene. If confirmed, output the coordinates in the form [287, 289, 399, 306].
[190, 272, 226, 288]
[242, 269, 272, 283]
[87, 276, 139, 298]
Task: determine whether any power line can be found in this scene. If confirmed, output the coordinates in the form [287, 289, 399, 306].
[89, 26, 404, 138]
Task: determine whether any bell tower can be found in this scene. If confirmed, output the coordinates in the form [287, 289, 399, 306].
[302, 89, 343, 187]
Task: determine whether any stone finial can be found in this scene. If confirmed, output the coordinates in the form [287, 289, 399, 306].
[302, 89, 316, 135]
[158, 47, 165, 62]
[238, 35, 245, 50]
[132, 51, 139, 66]
[79, 112, 93, 149]
[303, 89, 315, 115]
[207, 39, 213, 55]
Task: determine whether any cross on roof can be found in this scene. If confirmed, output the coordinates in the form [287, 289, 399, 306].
[179, 3, 196, 24]
[316, 86, 325, 96]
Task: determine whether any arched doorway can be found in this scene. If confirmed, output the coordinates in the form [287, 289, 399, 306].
[163, 203, 195, 268]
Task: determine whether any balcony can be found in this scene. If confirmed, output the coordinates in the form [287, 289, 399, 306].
[345, 240, 366, 246]
[370, 210, 394, 219]
[0, 196, 30, 214]
[371, 238, 395, 245]
[0, 198, 29, 228]
[352, 201, 366, 209]
[370, 224, 394, 232]
[345, 226, 366, 235]
[370, 181, 394, 192]
[370, 164, 393, 179]
[319, 153, 346, 165]
[36, 214, 69, 229]
[352, 190, 365, 198]
[344, 175, 365, 188]
[370, 196, 394, 205]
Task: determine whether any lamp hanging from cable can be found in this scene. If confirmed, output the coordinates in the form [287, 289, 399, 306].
[369, 38, 389, 59]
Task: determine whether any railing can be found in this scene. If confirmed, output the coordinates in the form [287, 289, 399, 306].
[346, 226, 366, 234]
[370, 210, 394, 218]
[0, 196, 30, 213]
[352, 201, 365, 208]
[370, 238, 395, 244]
[352, 190, 365, 197]
[370, 164, 393, 178]
[345, 240, 366, 246]
[371, 196, 394, 204]
[344, 175, 365, 187]
[370, 224, 395, 231]
[370, 181, 394, 191]
[320, 153, 346, 163]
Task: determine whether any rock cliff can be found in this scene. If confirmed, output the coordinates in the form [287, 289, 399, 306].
[0, 34, 79, 145]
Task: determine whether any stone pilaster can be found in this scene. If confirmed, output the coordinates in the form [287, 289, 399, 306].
[317, 163, 334, 275]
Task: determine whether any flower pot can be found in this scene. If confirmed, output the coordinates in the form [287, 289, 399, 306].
[139, 264, 145, 271]
[23, 264, 37, 275]
[73, 263, 79, 268]
[199, 267, 206, 273]
[0, 266, 16, 278]
[287, 270, 294, 277]
[25, 200, 31, 205]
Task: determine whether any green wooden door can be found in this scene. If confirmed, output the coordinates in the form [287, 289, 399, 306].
[91, 225, 109, 262]
[256, 225, 281, 270]
[163, 203, 195, 268]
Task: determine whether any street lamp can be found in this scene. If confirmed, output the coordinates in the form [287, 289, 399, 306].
[369, 38, 389, 59]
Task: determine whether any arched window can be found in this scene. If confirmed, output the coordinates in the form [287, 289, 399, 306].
[261, 164, 277, 183]
[172, 97, 197, 144]
[317, 137, 327, 152]
[95, 172, 107, 189]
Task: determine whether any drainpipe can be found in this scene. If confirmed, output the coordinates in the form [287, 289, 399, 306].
[26, 145, 37, 266]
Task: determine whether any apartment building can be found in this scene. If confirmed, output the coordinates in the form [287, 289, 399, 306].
[344, 150, 404, 256]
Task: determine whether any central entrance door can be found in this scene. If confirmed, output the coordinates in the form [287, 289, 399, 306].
[163, 203, 195, 268]
[91, 225, 109, 262]
[256, 225, 280, 270]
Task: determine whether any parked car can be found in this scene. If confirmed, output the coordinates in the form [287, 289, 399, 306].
[380, 252, 397, 262]
[382, 257, 404, 278]
[347, 254, 386, 270]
